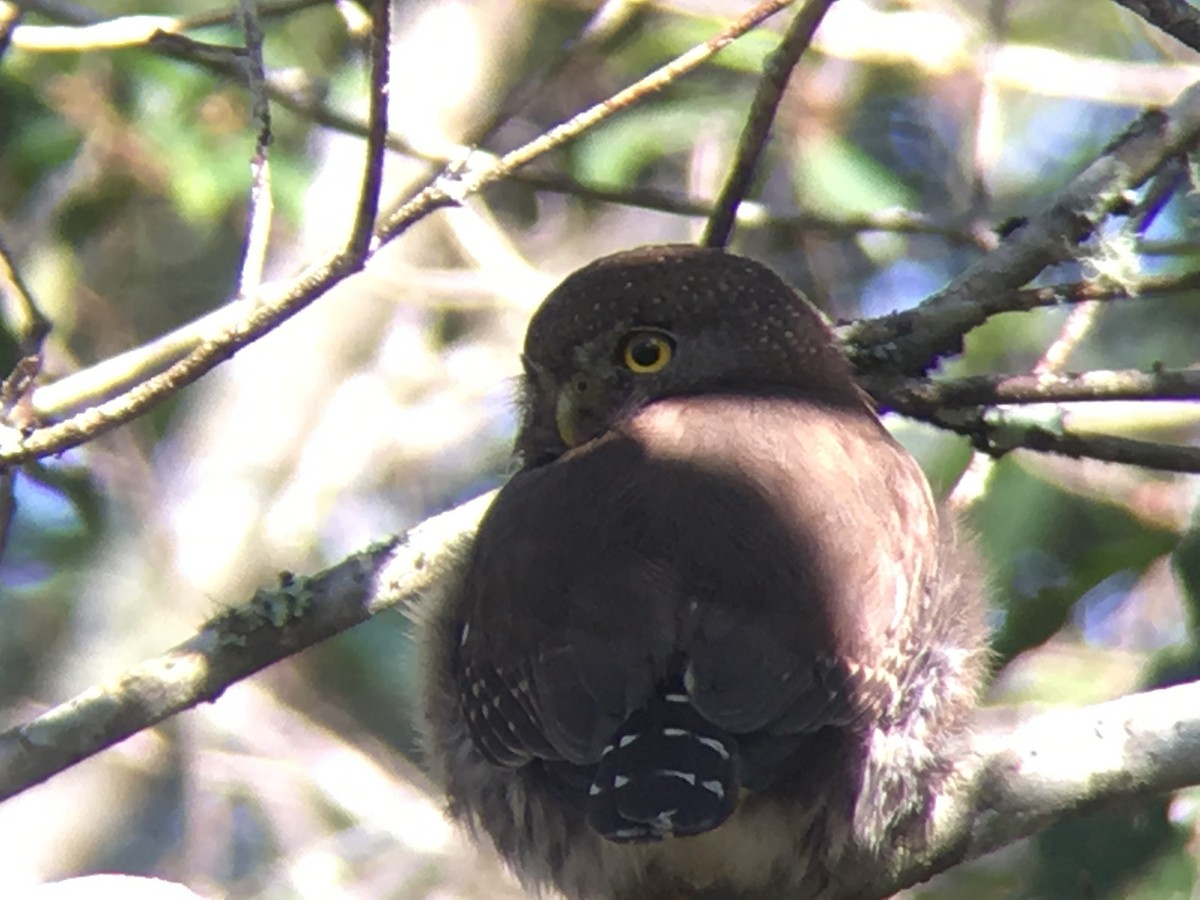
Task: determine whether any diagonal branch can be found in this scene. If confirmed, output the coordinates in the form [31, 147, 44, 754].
[0, 493, 494, 802]
[0, 0, 792, 469]
[842, 79, 1200, 378]
[702, 0, 837, 249]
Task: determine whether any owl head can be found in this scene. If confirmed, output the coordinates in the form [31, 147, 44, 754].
[517, 244, 866, 465]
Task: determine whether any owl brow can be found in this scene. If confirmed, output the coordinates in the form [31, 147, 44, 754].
[627, 320, 674, 333]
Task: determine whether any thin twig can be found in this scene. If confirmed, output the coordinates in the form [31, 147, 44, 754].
[0, 231, 51, 353]
[10, 0, 1000, 241]
[8, 0, 325, 51]
[946, 0, 1011, 513]
[0, 230, 50, 427]
[379, 0, 642, 239]
[348, 0, 390, 261]
[842, 267, 1200, 383]
[236, 0, 273, 299]
[899, 404, 1200, 473]
[702, 0, 836, 248]
[513, 175, 993, 243]
[0, 2, 792, 469]
[1034, 300, 1102, 375]
[840, 81, 1200, 378]
[877, 367, 1200, 412]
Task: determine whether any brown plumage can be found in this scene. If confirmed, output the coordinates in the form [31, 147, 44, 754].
[416, 245, 988, 898]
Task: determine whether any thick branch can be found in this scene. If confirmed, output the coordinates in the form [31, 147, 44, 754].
[877, 682, 1200, 895]
[0, 493, 494, 802]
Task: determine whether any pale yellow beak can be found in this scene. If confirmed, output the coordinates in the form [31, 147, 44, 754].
[555, 388, 579, 448]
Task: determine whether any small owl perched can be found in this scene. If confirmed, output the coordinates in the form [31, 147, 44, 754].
[416, 245, 988, 899]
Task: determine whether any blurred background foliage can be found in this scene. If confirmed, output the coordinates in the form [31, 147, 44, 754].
[0, 0, 1198, 897]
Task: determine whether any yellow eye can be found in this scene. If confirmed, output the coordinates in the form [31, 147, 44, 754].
[621, 331, 674, 374]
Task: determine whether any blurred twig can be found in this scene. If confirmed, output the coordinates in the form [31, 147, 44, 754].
[0, 229, 49, 429]
[0, 230, 50, 354]
[8, 0, 324, 51]
[939, 0, 1009, 513]
[702, 0, 836, 248]
[0, 0, 795, 468]
[235, 0, 273, 299]
[879, 368, 1200, 411]
[893, 403, 1200, 472]
[1113, 0, 1200, 53]
[349, 0, 390, 261]
[0, 2, 21, 59]
[462, 0, 641, 149]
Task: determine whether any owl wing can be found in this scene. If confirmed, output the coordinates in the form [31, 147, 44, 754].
[454, 397, 935, 783]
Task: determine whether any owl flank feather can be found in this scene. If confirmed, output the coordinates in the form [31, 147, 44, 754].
[416, 245, 988, 899]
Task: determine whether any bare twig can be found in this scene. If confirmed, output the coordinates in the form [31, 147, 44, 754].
[893, 403, 1200, 473]
[840, 268, 1200, 363]
[1033, 300, 1101, 375]
[840, 80, 1200, 378]
[235, 0, 273, 299]
[944, 0, 1010, 512]
[8, 0, 1003, 243]
[8, 0, 325, 51]
[0, 493, 495, 802]
[0, 1, 793, 469]
[0, 230, 50, 427]
[462, 0, 640, 150]
[877, 683, 1200, 895]
[514, 176, 993, 244]
[348, 0, 390, 261]
[702, 0, 836, 248]
[877, 367, 1200, 411]
[1112, 0, 1200, 54]
[0, 230, 50, 353]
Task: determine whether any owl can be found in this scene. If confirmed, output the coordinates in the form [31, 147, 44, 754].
[416, 244, 988, 899]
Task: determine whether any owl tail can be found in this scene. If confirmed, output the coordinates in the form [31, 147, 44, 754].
[587, 691, 739, 842]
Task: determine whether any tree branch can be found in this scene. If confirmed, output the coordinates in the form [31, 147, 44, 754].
[702, 0, 837, 249]
[876, 681, 1200, 895]
[875, 367, 1200, 410]
[0, 0, 793, 468]
[841, 78, 1200, 378]
[0, 492, 494, 802]
[3, 485, 1197, 897]
[893, 403, 1200, 473]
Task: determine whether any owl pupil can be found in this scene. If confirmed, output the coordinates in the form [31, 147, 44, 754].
[630, 340, 661, 368]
